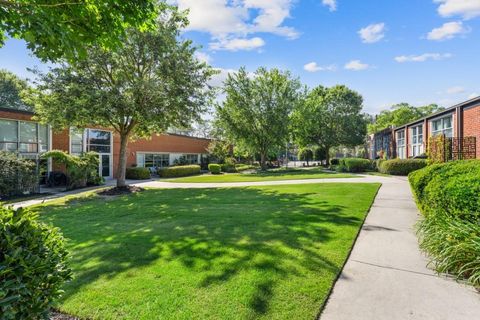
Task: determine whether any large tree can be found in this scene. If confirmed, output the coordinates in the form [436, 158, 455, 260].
[33, 9, 215, 188]
[292, 85, 367, 163]
[0, 69, 32, 110]
[368, 103, 444, 133]
[216, 67, 303, 170]
[0, 0, 159, 61]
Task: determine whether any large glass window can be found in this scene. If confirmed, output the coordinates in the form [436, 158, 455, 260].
[87, 129, 111, 153]
[183, 154, 198, 164]
[431, 116, 453, 137]
[411, 125, 423, 157]
[0, 119, 49, 153]
[70, 128, 84, 154]
[137, 153, 169, 168]
[0, 119, 18, 151]
[396, 130, 406, 159]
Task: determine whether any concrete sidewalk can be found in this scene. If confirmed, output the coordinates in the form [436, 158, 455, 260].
[320, 177, 480, 320]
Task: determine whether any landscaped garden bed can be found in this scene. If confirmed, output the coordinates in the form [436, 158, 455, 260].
[34, 183, 380, 319]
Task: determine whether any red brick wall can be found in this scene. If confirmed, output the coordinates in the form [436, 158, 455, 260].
[463, 105, 480, 158]
[0, 109, 34, 121]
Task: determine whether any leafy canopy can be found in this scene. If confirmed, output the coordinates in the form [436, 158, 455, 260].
[368, 103, 444, 133]
[216, 67, 303, 168]
[292, 85, 367, 159]
[0, 69, 32, 111]
[33, 8, 215, 186]
[0, 0, 159, 61]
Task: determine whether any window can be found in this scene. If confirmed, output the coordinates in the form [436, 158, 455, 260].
[87, 129, 111, 153]
[70, 128, 84, 154]
[183, 154, 198, 164]
[411, 125, 423, 157]
[0, 119, 49, 153]
[431, 115, 453, 137]
[396, 130, 406, 159]
[136, 153, 169, 168]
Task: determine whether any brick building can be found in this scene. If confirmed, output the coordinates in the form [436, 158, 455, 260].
[0, 107, 211, 179]
[368, 96, 480, 160]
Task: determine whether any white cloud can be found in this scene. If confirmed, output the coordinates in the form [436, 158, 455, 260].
[358, 23, 386, 43]
[427, 21, 469, 40]
[394, 53, 452, 62]
[446, 86, 465, 94]
[322, 0, 337, 11]
[208, 68, 236, 87]
[174, 0, 298, 51]
[468, 92, 479, 99]
[435, 0, 480, 19]
[303, 62, 336, 72]
[210, 37, 265, 51]
[344, 60, 370, 71]
[195, 51, 212, 64]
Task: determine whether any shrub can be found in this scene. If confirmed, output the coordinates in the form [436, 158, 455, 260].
[208, 164, 221, 174]
[221, 157, 237, 173]
[126, 167, 151, 180]
[409, 160, 480, 287]
[330, 158, 340, 166]
[0, 151, 38, 199]
[340, 158, 371, 173]
[379, 159, 427, 176]
[158, 165, 201, 178]
[46, 171, 67, 187]
[236, 164, 257, 172]
[0, 207, 72, 319]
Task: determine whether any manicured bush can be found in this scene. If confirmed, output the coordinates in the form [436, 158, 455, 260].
[0, 151, 38, 198]
[208, 164, 221, 174]
[158, 165, 201, 178]
[126, 167, 151, 180]
[0, 207, 72, 319]
[409, 160, 480, 287]
[340, 158, 371, 173]
[379, 159, 427, 176]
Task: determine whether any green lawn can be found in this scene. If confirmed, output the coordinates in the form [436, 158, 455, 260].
[166, 168, 355, 183]
[35, 183, 380, 320]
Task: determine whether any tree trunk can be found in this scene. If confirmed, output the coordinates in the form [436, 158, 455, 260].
[325, 146, 330, 166]
[260, 152, 267, 171]
[117, 133, 129, 188]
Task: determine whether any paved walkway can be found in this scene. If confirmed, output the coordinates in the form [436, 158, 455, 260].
[320, 176, 480, 320]
[7, 174, 479, 319]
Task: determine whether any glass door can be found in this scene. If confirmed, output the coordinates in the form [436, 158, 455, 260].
[99, 154, 111, 178]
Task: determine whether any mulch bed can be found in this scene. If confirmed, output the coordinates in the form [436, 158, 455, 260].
[97, 185, 144, 196]
[49, 310, 80, 320]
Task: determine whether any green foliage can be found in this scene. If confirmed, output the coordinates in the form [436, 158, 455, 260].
[125, 167, 151, 180]
[235, 164, 258, 172]
[368, 103, 444, 134]
[297, 148, 313, 163]
[292, 85, 367, 163]
[208, 164, 221, 174]
[0, 207, 72, 319]
[158, 165, 201, 178]
[409, 160, 480, 287]
[0, 0, 160, 62]
[313, 146, 327, 162]
[0, 69, 32, 111]
[330, 158, 340, 166]
[216, 67, 303, 170]
[207, 140, 231, 164]
[0, 151, 38, 198]
[42, 150, 102, 190]
[427, 134, 452, 164]
[33, 8, 214, 187]
[337, 158, 371, 173]
[379, 159, 427, 176]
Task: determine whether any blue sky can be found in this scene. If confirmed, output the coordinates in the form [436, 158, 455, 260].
[1, 0, 480, 114]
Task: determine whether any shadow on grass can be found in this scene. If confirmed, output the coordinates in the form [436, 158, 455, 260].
[37, 186, 367, 317]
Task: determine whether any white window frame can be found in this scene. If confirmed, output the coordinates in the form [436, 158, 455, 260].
[136, 152, 170, 168]
[0, 118, 50, 154]
[411, 125, 423, 157]
[396, 130, 406, 159]
[431, 115, 453, 137]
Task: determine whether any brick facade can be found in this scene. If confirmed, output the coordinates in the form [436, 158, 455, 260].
[463, 105, 480, 158]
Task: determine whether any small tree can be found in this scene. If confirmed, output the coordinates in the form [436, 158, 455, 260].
[298, 148, 313, 166]
[33, 10, 214, 188]
[207, 140, 231, 164]
[313, 146, 327, 164]
[0, 69, 32, 111]
[216, 67, 302, 170]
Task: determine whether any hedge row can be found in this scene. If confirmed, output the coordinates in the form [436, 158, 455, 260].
[409, 160, 480, 287]
[158, 165, 201, 178]
[208, 164, 221, 174]
[336, 158, 371, 173]
[379, 159, 427, 176]
[126, 167, 151, 180]
[0, 152, 38, 198]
